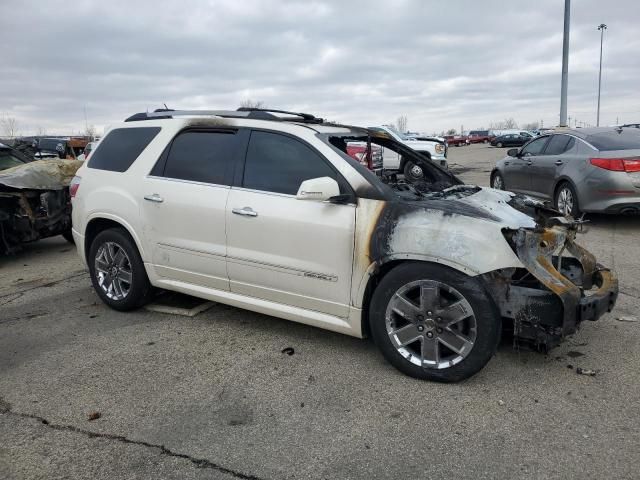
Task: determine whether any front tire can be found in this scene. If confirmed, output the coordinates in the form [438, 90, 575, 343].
[491, 172, 505, 190]
[403, 160, 425, 182]
[369, 263, 501, 382]
[555, 182, 580, 217]
[496, 142, 503, 148]
[88, 228, 153, 311]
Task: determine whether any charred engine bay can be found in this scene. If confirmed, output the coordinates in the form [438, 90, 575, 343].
[0, 187, 72, 254]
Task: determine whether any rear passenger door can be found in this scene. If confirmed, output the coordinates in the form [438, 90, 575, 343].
[225, 130, 356, 318]
[140, 128, 246, 290]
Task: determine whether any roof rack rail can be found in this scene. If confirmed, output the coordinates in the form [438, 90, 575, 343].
[236, 107, 324, 123]
[124, 108, 324, 124]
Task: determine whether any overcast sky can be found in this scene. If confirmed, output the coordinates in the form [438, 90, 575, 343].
[1, 0, 639, 136]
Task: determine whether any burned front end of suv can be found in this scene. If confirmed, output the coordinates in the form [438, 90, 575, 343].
[484, 204, 618, 350]
[324, 125, 619, 352]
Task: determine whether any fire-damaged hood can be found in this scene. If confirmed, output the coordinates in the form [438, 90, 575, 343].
[0, 159, 82, 190]
[371, 184, 551, 275]
[389, 184, 539, 228]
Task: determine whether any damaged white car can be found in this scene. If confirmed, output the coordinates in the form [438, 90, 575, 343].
[70, 108, 618, 382]
[0, 150, 81, 254]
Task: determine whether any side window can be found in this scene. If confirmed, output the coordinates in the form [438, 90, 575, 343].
[162, 130, 239, 185]
[544, 135, 574, 155]
[521, 137, 549, 156]
[243, 131, 338, 195]
[88, 127, 160, 172]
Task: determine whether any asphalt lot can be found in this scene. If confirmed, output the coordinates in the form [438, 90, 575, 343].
[1, 143, 639, 479]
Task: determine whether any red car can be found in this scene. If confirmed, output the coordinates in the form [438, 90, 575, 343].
[346, 142, 383, 173]
[443, 135, 469, 147]
[468, 130, 491, 143]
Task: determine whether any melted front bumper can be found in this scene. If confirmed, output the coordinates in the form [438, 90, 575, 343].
[487, 224, 619, 350]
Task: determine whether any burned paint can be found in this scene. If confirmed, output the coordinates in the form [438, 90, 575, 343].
[354, 172, 619, 349]
[0, 159, 80, 254]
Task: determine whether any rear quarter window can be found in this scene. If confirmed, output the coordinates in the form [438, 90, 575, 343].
[88, 127, 160, 172]
[587, 129, 640, 151]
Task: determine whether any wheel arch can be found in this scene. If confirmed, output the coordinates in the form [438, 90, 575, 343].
[84, 215, 146, 266]
[358, 257, 485, 339]
[553, 176, 581, 206]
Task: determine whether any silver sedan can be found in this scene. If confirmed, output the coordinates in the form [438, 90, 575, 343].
[490, 127, 640, 216]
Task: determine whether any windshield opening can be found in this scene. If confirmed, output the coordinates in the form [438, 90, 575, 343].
[320, 131, 459, 199]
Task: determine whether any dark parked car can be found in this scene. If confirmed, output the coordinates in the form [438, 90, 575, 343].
[490, 134, 531, 148]
[490, 127, 640, 216]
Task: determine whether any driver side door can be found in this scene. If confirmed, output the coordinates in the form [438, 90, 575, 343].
[511, 136, 550, 196]
[225, 130, 356, 318]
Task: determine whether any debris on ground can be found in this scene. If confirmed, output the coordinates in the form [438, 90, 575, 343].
[576, 367, 597, 377]
[616, 316, 638, 323]
[281, 347, 295, 356]
[567, 351, 585, 358]
[87, 411, 101, 421]
[498, 400, 505, 406]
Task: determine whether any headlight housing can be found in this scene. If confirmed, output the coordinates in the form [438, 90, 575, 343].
[435, 143, 444, 154]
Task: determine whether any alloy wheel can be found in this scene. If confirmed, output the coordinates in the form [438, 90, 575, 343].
[94, 241, 133, 300]
[409, 164, 424, 179]
[557, 187, 574, 216]
[492, 174, 504, 190]
[385, 280, 477, 369]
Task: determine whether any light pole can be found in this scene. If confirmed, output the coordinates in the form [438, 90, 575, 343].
[559, 0, 571, 127]
[596, 23, 607, 126]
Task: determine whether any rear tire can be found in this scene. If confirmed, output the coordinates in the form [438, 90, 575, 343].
[88, 228, 154, 311]
[62, 230, 75, 244]
[369, 263, 501, 382]
[555, 182, 580, 217]
[483, 139, 488, 144]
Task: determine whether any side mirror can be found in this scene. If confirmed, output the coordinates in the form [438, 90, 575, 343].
[296, 177, 340, 202]
[507, 148, 520, 158]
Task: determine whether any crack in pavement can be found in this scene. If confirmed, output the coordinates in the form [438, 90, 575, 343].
[1, 408, 266, 480]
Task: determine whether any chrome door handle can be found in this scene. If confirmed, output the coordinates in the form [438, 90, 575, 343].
[144, 194, 164, 203]
[232, 207, 258, 217]
[555, 160, 564, 165]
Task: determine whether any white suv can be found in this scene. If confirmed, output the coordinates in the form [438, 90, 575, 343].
[369, 125, 447, 179]
[71, 108, 618, 382]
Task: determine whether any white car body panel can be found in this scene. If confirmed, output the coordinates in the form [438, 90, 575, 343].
[225, 187, 356, 318]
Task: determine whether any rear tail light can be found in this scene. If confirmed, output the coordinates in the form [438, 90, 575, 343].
[69, 176, 81, 198]
[590, 157, 640, 172]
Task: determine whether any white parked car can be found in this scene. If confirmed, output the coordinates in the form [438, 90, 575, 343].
[369, 125, 447, 180]
[70, 108, 618, 382]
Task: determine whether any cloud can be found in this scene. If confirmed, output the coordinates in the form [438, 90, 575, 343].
[1, 0, 638, 135]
